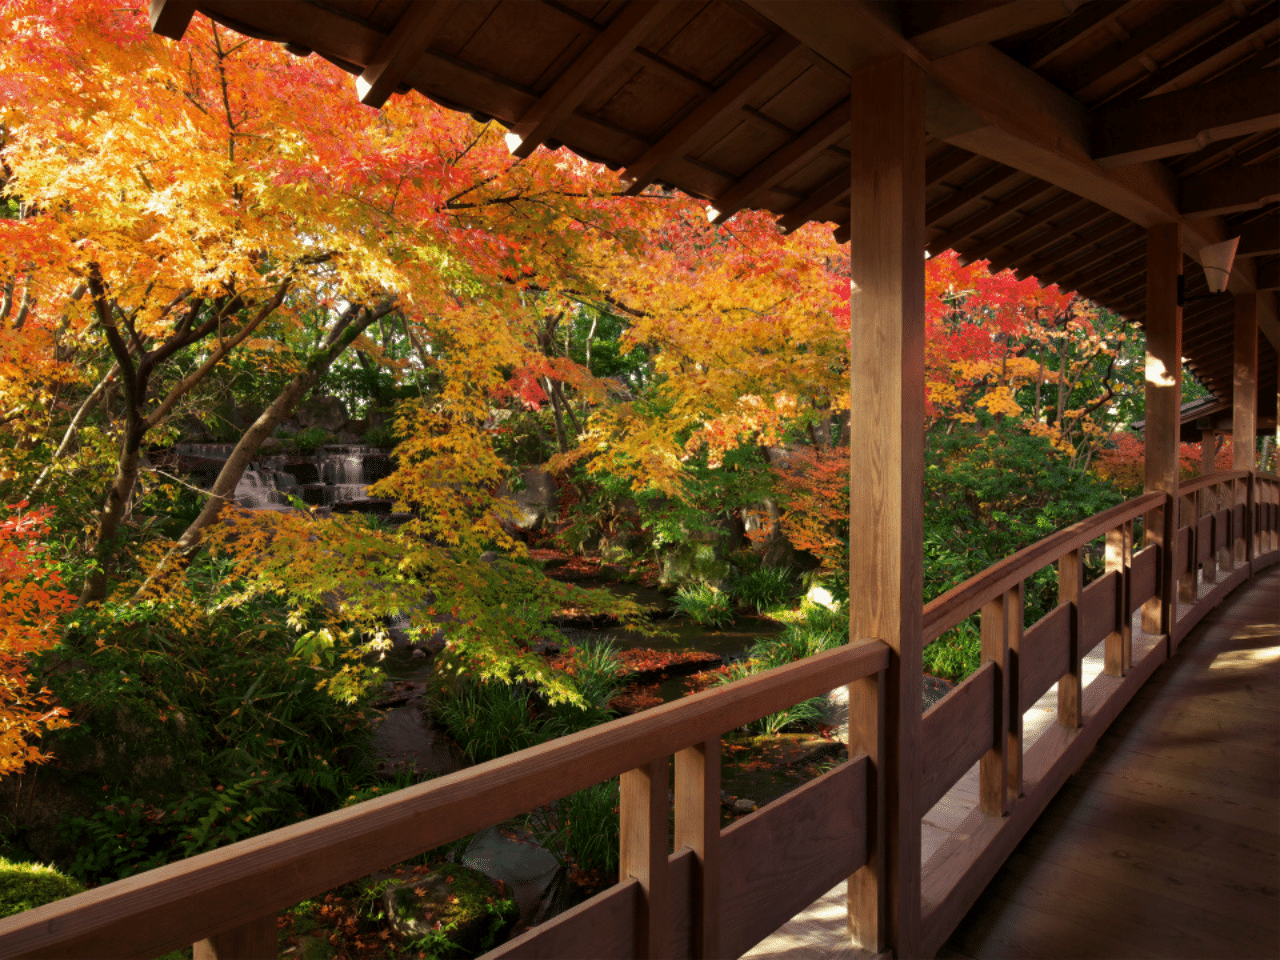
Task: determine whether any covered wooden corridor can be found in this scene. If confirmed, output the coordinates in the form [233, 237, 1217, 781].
[941, 564, 1279, 960]
[0, 2, 1277, 958]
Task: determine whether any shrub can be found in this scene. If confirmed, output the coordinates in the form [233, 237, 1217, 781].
[526, 778, 620, 878]
[0, 858, 84, 918]
[732, 565, 796, 613]
[540, 639, 624, 739]
[673, 583, 734, 628]
[431, 679, 542, 764]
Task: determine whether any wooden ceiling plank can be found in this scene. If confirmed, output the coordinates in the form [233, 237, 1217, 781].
[1011, 0, 1129, 70]
[1179, 158, 1280, 216]
[904, 0, 1084, 60]
[1012, 214, 1131, 278]
[1236, 211, 1280, 257]
[1092, 67, 1280, 167]
[924, 163, 1017, 226]
[709, 97, 850, 223]
[958, 191, 1080, 265]
[1054, 1, 1210, 95]
[357, 1, 458, 108]
[507, 1, 670, 159]
[1111, 2, 1280, 104]
[925, 178, 1053, 255]
[779, 169, 850, 231]
[149, 0, 196, 40]
[1053, 232, 1145, 285]
[925, 146, 976, 186]
[987, 203, 1108, 274]
[623, 32, 800, 193]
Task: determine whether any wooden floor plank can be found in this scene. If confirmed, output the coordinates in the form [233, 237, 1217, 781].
[943, 565, 1280, 960]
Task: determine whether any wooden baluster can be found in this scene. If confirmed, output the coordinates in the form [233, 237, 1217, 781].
[193, 916, 276, 960]
[622, 759, 671, 959]
[1057, 549, 1083, 729]
[979, 590, 1013, 816]
[675, 740, 720, 960]
[1202, 485, 1217, 584]
[1005, 584, 1024, 803]
[1104, 521, 1132, 677]
[1245, 471, 1256, 564]
[1179, 492, 1196, 603]
[847, 669, 886, 951]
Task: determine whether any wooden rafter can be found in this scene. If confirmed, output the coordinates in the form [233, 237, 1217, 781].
[986, 204, 1109, 274]
[959, 192, 1080, 266]
[926, 179, 1053, 255]
[924, 163, 1018, 226]
[1092, 67, 1280, 167]
[357, 2, 457, 108]
[709, 98, 850, 224]
[779, 170, 849, 232]
[1180, 158, 1280, 217]
[1012, 216, 1131, 279]
[624, 33, 800, 194]
[902, 0, 1084, 60]
[1054, 2, 1211, 96]
[1236, 211, 1280, 257]
[149, 0, 195, 40]
[1010, 0, 1128, 71]
[925, 147, 977, 187]
[506, 1, 670, 159]
[1112, 2, 1280, 104]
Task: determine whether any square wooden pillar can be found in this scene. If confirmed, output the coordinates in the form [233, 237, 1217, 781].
[1142, 224, 1181, 643]
[1233, 294, 1258, 471]
[844, 54, 925, 959]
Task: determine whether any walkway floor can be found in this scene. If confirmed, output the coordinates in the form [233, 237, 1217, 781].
[744, 563, 1279, 960]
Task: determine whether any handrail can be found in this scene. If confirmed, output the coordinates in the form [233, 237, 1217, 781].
[0, 639, 889, 960]
[1176, 468, 1250, 496]
[922, 491, 1164, 642]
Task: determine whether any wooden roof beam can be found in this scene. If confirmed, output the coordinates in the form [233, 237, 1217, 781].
[1055, 234, 1145, 288]
[1010, 0, 1129, 70]
[149, 0, 195, 40]
[1113, 2, 1280, 104]
[1054, 2, 1211, 96]
[924, 163, 1018, 226]
[1236, 211, 1280, 257]
[779, 170, 849, 232]
[506, 1, 669, 159]
[902, 1, 1085, 60]
[623, 33, 800, 194]
[987, 204, 1109, 274]
[709, 98, 850, 224]
[926, 178, 1053, 255]
[1012, 215, 1131, 279]
[959, 191, 1080, 266]
[925, 147, 976, 187]
[1092, 67, 1280, 167]
[1180, 158, 1280, 217]
[356, 2, 457, 108]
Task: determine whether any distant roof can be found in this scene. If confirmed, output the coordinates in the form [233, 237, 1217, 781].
[151, 1, 1278, 424]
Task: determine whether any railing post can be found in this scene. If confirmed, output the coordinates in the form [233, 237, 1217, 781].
[1246, 471, 1257, 564]
[979, 585, 1021, 813]
[622, 759, 671, 959]
[1179, 492, 1196, 604]
[1105, 520, 1132, 677]
[193, 916, 276, 960]
[1202, 485, 1217, 583]
[675, 740, 720, 959]
[1057, 549, 1083, 729]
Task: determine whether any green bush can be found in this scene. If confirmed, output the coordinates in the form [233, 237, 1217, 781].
[540, 639, 624, 739]
[290, 426, 335, 453]
[431, 679, 543, 764]
[732, 565, 796, 612]
[673, 583, 734, 628]
[0, 858, 84, 918]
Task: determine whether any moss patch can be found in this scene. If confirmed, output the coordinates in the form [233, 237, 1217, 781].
[385, 864, 518, 958]
[0, 857, 85, 918]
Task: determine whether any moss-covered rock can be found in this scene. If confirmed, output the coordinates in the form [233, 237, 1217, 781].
[383, 864, 518, 958]
[0, 857, 84, 918]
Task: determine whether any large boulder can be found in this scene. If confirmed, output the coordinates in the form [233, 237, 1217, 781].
[293, 395, 349, 433]
[382, 865, 519, 956]
[495, 467, 557, 533]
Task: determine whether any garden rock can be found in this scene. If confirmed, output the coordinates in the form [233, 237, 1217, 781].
[293, 395, 349, 433]
[495, 467, 557, 533]
[382, 865, 518, 955]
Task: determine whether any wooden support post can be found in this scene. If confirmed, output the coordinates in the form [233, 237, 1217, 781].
[1057, 550, 1083, 729]
[1179, 491, 1196, 603]
[979, 594, 1009, 817]
[844, 54, 926, 959]
[1142, 223, 1182, 649]
[1104, 521, 1132, 676]
[621, 759, 671, 959]
[675, 740, 720, 960]
[193, 916, 276, 960]
[1235, 293, 1258, 563]
[1200, 428, 1215, 475]
[1005, 584, 1024, 803]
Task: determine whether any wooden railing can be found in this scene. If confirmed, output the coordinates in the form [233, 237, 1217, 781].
[0, 471, 1275, 960]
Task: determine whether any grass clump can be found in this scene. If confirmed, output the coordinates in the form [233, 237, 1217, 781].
[526, 778, 620, 881]
[732, 565, 796, 613]
[0, 858, 84, 918]
[673, 583, 734, 628]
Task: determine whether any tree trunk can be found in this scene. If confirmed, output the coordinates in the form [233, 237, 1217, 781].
[138, 299, 398, 594]
[80, 417, 144, 603]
